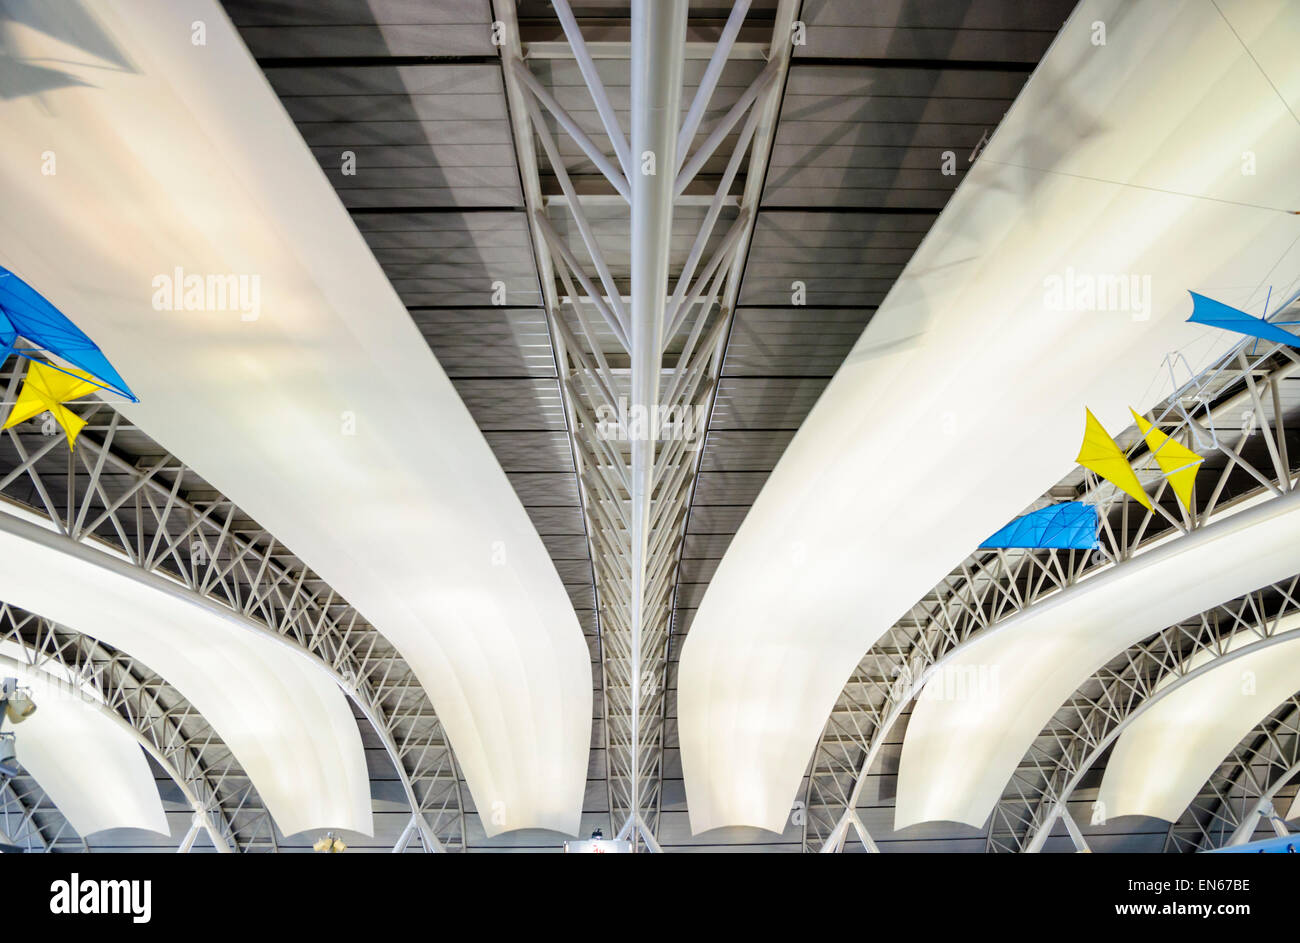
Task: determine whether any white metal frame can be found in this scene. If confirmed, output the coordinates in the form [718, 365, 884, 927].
[1165, 698, 1300, 852]
[0, 605, 237, 852]
[991, 582, 1300, 852]
[495, 0, 796, 846]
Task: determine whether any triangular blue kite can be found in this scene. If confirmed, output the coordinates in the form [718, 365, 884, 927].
[980, 502, 1099, 550]
[0, 265, 137, 401]
[1186, 291, 1298, 348]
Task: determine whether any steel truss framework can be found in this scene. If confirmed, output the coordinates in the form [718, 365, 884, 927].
[989, 580, 1300, 852]
[0, 603, 244, 852]
[0, 366, 465, 852]
[0, 771, 83, 852]
[1164, 696, 1300, 851]
[805, 329, 1300, 852]
[495, 0, 798, 844]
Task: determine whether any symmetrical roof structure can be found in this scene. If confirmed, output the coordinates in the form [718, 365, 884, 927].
[1, 0, 1299, 855]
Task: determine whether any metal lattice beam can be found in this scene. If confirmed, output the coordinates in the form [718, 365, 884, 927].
[0, 382, 465, 852]
[496, 0, 796, 846]
[1164, 697, 1300, 852]
[987, 581, 1300, 852]
[0, 605, 242, 852]
[805, 327, 1300, 852]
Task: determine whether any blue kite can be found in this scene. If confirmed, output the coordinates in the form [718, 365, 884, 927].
[0, 264, 136, 401]
[1186, 291, 1299, 349]
[980, 501, 1099, 550]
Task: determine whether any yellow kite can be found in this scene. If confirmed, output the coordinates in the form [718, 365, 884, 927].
[2, 360, 100, 449]
[1130, 408, 1203, 510]
[1076, 408, 1152, 511]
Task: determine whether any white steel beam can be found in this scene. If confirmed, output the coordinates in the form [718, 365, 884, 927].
[500, 0, 790, 847]
[625, 0, 689, 846]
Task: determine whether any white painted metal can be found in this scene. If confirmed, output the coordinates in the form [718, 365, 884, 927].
[1017, 593, 1300, 852]
[1166, 699, 1300, 851]
[625, 0, 689, 844]
[0, 606, 240, 851]
[552, 0, 632, 179]
[0, 397, 465, 851]
[497, 0, 793, 845]
[810, 341, 1300, 851]
[676, 0, 752, 169]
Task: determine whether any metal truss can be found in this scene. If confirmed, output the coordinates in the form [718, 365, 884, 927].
[1, 772, 85, 852]
[0, 380, 465, 852]
[805, 331, 1300, 852]
[1, 603, 243, 852]
[1164, 696, 1300, 852]
[496, 0, 797, 845]
[987, 579, 1300, 852]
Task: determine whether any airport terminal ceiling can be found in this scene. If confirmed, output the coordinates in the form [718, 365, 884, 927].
[0, 0, 1299, 868]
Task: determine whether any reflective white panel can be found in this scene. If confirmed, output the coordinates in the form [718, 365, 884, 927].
[896, 489, 1300, 829]
[0, 641, 168, 837]
[678, 0, 1300, 833]
[1097, 613, 1300, 823]
[0, 0, 591, 835]
[0, 509, 372, 837]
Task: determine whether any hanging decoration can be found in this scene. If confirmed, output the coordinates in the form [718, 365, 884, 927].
[1, 360, 101, 449]
[980, 501, 1099, 549]
[0, 264, 136, 401]
[1186, 291, 1299, 348]
[1076, 408, 1153, 511]
[1129, 408, 1203, 510]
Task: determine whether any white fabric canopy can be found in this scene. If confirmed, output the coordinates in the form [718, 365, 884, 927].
[0, 640, 169, 837]
[897, 489, 1300, 829]
[0, 0, 591, 835]
[678, 0, 1300, 834]
[0, 507, 373, 837]
[1097, 613, 1300, 824]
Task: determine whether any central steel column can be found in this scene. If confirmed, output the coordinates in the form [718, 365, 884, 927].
[627, 0, 687, 840]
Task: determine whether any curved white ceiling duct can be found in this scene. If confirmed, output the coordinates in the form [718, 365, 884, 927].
[0, 508, 372, 837]
[0, 640, 169, 838]
[678, 0, 1300, 833]
[895, 488, 1300, 829]
[1097, 613, 1300, 824]
[0, 0, 591, 835]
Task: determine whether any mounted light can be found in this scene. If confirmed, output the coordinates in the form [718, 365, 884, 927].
[312, 832, 346, 853]
[2, 678, 36, 724]
[0, 644, 168, 835]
